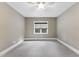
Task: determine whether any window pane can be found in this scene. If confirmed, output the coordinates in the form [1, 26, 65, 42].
[34, 21, 48, 34]
[35, 28, 40, 33]
[42, 28, 47, 33]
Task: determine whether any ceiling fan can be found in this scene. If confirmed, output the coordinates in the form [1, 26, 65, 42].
[27, 2, 55, 9]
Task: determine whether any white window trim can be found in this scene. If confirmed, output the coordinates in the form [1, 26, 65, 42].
[33, 21, 48, 34]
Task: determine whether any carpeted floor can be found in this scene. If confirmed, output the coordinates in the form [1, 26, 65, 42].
[3, 40, 79, 57]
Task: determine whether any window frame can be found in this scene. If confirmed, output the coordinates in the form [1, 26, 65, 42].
[33, 21, 48, 34]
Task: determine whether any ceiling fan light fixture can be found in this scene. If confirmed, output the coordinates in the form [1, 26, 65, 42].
[27, 2, 55, 9]
[38, 2, 45, 9]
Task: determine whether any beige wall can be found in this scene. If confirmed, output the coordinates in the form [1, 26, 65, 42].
[25, 17, 57, 39]
[57, 3, 79, 50]
[0, 3, 25, 51]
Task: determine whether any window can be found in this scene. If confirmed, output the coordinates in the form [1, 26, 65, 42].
[34, 21, 48, 34]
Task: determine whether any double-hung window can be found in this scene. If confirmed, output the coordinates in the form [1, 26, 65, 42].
[34, 21, 48, 34]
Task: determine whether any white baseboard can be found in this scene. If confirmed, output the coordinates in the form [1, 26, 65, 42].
[57, 39, 79, 55]
[0, 39, 23, 56]
[24, 38, 57, 41]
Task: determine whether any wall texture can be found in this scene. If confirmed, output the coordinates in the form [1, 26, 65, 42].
[0, 3, 25, 52]
[57, 3, 79, 50]
[24, 17, 57, 39]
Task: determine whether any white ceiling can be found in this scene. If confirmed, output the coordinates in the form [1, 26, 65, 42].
[7, 2, 76, 17]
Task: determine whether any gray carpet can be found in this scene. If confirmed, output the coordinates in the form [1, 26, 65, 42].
[3, 40, 79, 57]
